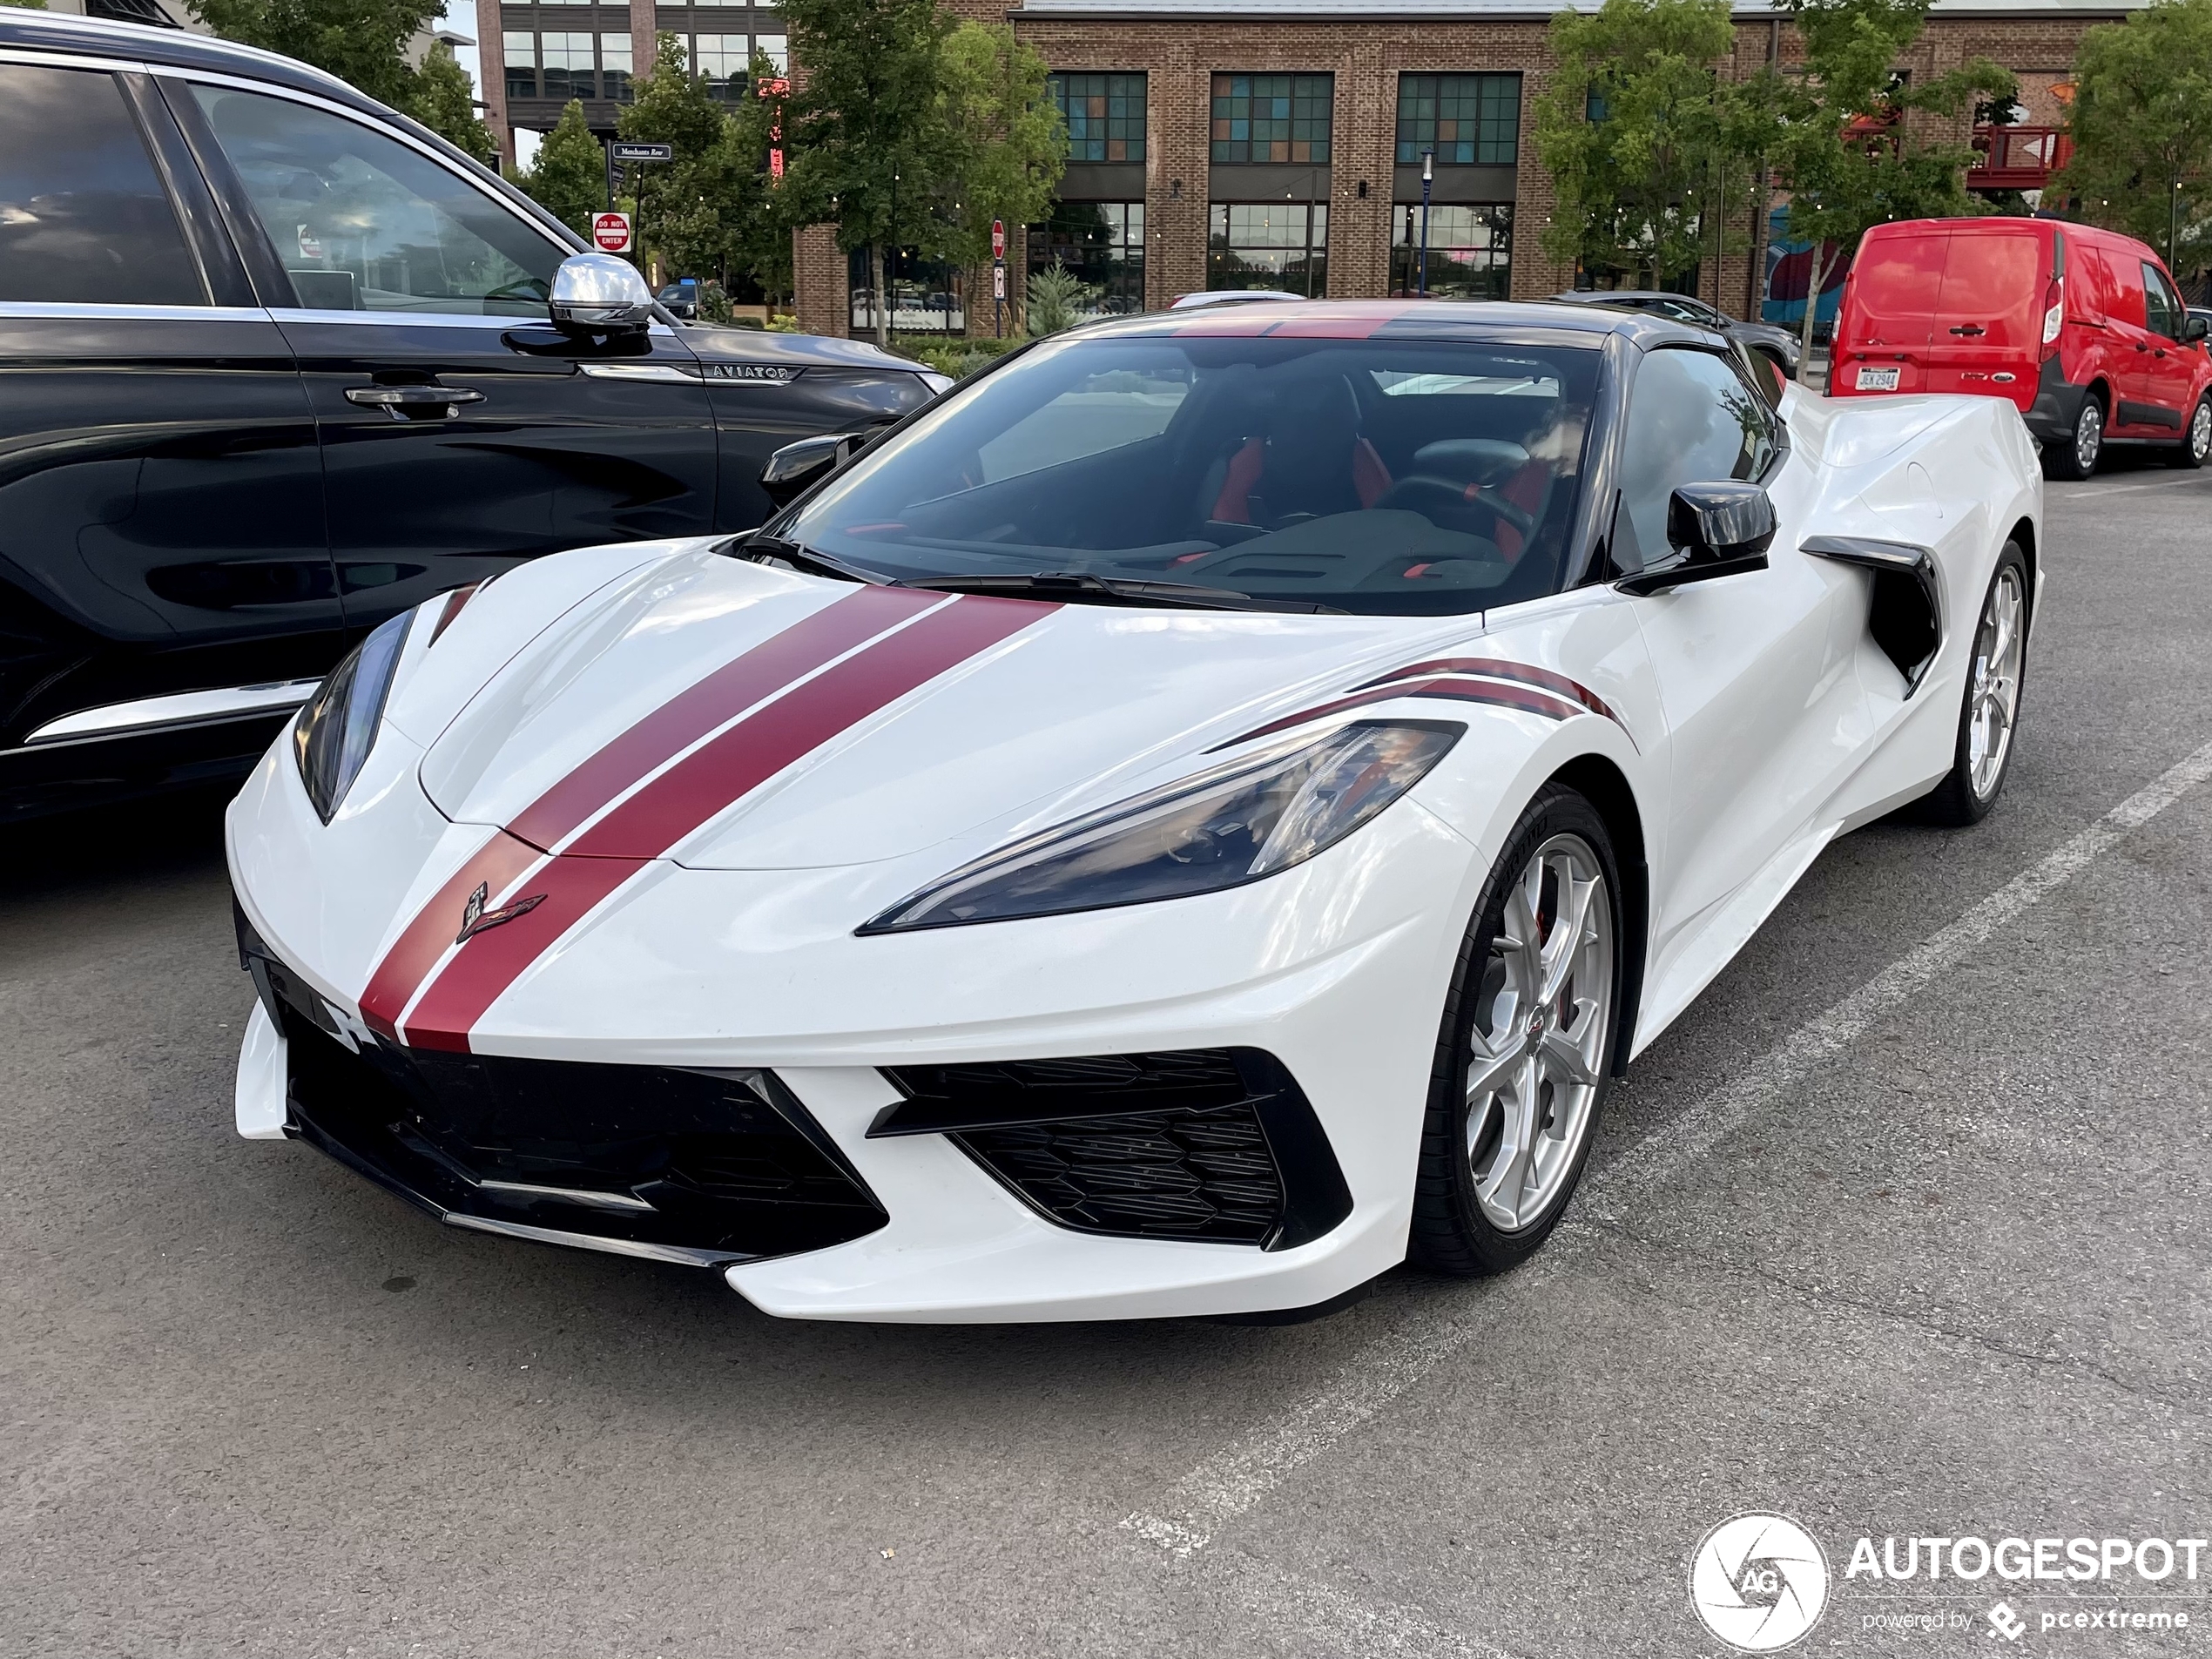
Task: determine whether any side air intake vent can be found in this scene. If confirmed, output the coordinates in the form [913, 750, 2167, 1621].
[873, 1048, 1352, 1251]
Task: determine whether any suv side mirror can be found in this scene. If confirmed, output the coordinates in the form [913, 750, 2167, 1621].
[760, 431, 862, 507]
[1616, 482, 1777, 596]
[2184, 314, 2210, 344]
[550, 253, 654, 336]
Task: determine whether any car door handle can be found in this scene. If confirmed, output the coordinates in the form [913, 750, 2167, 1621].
[1947, 324, 1986, 336]
[345, 384, 486, 415]
[2136, 343, 2150, 353]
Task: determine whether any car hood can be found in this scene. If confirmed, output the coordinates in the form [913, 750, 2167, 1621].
[417, 550, 1479, 871]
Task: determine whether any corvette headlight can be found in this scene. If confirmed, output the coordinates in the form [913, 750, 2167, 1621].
[861, 721, 1461, 934]
[293, 610, 411, 822]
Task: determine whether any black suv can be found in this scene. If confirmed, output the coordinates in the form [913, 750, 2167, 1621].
[0, 11, 943, 819]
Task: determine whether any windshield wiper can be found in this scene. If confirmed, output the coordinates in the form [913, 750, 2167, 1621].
[887, 571, 1345, 615]
[731, 533, 890, 585]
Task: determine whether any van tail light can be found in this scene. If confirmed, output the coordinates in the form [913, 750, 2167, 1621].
[2041, 279, 2065, 357]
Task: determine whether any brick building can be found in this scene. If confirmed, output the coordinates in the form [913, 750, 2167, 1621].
[474, 0, 2136, 337]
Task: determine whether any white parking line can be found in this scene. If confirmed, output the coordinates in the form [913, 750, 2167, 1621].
[2054, 474, 2212, 500]
[1123, 738, 2212, 1562]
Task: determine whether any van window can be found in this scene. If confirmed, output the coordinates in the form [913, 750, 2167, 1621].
[2096, 249, 2146, 329]
[1936, 231, 2040, 345]
[1850, 234, 1946, 345]
[2142, 264, 2184, 340]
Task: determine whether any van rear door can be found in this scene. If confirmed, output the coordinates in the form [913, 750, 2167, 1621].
[1925, 226, 2046, 409]
[1836, 228, 1945, 395]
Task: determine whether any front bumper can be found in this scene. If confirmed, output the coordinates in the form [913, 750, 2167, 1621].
[227, 744, 1484, 1321]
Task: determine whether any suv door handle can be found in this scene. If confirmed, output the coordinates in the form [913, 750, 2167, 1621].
[1947, 324, 1986, 336]
[345, 384, 486, 416]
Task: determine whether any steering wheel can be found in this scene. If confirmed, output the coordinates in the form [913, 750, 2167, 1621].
[1374, 475, 1536, 541]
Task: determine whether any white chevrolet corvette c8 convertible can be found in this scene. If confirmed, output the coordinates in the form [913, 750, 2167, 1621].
[228, 299, 2042, 1322]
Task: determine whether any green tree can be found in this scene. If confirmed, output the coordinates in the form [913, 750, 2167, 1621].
[725, 50, 797, 304]
[779, 0, 958, 347]
[1024, 260, 1093, 335]
[2059, 0, 2212, 276]
[519, 98, 609, 239]
[0, 2, 51, 11]
[618, 34, 738, 286]
[1532, 0, 1755, 289]
[1770, 0, 2014, 362]
[408, 39, 498, 167]
[187, 0, 440, 109]
[936, 22, 1065, 276]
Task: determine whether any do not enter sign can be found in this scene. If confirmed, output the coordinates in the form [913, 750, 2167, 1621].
[591, 212, 632, 253]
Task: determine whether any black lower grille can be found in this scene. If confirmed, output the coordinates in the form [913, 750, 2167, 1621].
[958, 1103, 1285, 1244]
[242, 921, 885, 1265]
[878, 1048, 1352, 1251]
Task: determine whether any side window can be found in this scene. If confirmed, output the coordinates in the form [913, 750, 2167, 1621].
[0, 64, 205, 307]
[1611, 347, 1774, 574]
[2143, 264, 2182, 341]
[190, 84, 562, 316]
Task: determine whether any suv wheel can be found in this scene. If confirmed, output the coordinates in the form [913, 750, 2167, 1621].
[2044, 395, 2103, 481]
[2168, 395, 2211, 469]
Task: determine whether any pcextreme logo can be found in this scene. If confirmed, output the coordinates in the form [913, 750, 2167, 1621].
[1689, 1514, 1832, 1651]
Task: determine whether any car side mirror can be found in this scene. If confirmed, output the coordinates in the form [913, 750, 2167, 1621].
[549, 253, 654, 336]
[2185, 314, 2210, 344]
[759, 431, 862, 507]
[1615, 482, 1776, 596]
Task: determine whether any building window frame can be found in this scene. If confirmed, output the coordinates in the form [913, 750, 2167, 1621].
[1027, 201, 1146, 315]
[1208, 200, 1328, 297]
[1390, 202, 1512, 300]
[1395, 72, 1521, 166]
[1048, 71, 1145, 164]
[1210, 72, 1332, 165]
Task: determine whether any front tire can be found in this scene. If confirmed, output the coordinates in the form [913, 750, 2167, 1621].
[1919, 544, 2028, 826]
[2168, 395, 2211, 469]
[2042, 394, 2103, 482]
[1408, 787, 1624, 1275]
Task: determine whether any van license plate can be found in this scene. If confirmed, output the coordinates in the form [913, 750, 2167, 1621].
[1856, 366, 1901, 392]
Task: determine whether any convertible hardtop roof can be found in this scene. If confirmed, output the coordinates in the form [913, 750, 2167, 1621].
[1061, 298, 1709, 350]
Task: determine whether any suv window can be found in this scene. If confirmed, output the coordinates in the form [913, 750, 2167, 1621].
[1612, 347, 1775, 574]
[190, 84, 562, 316]
[0, 64, 204, 307]
[2142, 263, 2184, 341]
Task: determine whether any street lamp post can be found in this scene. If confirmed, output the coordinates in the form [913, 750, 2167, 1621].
[1419, 149, 1434, 297]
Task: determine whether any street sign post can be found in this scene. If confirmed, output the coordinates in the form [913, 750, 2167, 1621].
[603, 141, 674, 275]
[991, 219, 1006, 336]
[591, 211, 632, 254]
[610, 142, 674, 163]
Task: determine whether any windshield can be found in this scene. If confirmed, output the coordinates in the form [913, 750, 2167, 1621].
[771, 332, 1602, 615]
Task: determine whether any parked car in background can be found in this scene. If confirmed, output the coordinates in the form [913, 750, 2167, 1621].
[1830, 216, 2212, 480]
[658, 279, 701, 320]
[1547, 290, 1803, 384]
[0, 10, 945, 821]
[1170, 290, 1306, 310]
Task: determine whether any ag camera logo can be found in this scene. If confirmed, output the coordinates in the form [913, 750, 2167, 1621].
[1689, 1513, 1831, 1651]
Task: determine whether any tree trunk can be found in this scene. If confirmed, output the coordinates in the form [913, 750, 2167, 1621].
[871, 241, 889, 350]
[1798, 241, 1831, 390]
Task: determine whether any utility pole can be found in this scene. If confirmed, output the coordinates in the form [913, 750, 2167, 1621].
[1419, 149, 1433, 297]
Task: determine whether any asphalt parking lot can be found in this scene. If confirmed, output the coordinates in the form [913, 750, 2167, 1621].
[5, 454, 2211, 1658]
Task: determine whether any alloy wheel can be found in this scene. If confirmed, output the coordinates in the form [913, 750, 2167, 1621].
[2191, 399, 2211, 464]
[2075, 401, 2103, 474]
[1968, 566, 2026, 800]
[1464, 833, 1614, 1232]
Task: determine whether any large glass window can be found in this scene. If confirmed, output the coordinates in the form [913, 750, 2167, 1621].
[0, 64, 204, 307]
[758, 34, 788, 73]
[693, 34, 746, 101]
[1028, 202, 1145, 315]
[1612, 347, 1776, 573]
[774, 334, 1602, 617]
[1391, 204, 1511, 300]
[601, 36, 632, 102]
[1211, 73, 1332, 165]
[1396, 74, 1520, 165]
[539, 31, 594, 101]
[192, 85, 563, 316]
[1209, 203, 1326, 296]
[1049, 72, 1144, 163]
[502, 31, 536, 99]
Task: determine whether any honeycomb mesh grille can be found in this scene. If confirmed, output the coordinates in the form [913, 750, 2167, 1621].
[954, 1100, 1284, 1244]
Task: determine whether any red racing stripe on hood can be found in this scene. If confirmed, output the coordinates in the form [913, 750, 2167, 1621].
[392, 594, 1056, 1051]
[1352, 657, 1619, 723]
[508, 583, 942, 853]
[357, 829, 543, 1042]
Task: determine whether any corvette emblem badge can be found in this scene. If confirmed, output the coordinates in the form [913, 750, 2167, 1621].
[455, 881, 547, 945]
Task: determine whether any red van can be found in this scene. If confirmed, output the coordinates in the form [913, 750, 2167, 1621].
[1830, 217, 2212, 479]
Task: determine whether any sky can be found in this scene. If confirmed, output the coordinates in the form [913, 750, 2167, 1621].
[439, 0, 543, 166]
